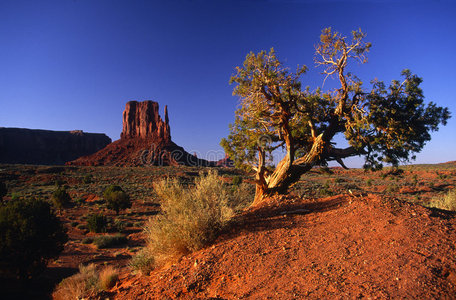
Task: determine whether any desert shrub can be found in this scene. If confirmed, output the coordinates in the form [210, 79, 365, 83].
[51, 187, 71, 209]
[232, 175, 243, 186]
[0, 181, 6, 201]
[113, 218, 126, 232]
[130, 248, 155, 275]
[103, 185, 131, 214]
[98, 265, 118, 290]
[334, 177, 345, 184]
[87, 213, 108, 233]
[92, 234, 127, 249]
[427, 189, 456, 211]
[0, 198, 67, 280]
[386, 184, 399, 193]
[317, 181, 334, 196]
[229, 182, 255, 211]
[143, 170, 235, 267]
[53, 264, 118, 299]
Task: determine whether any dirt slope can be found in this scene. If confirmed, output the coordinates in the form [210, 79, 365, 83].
[109, 194, 456, 299]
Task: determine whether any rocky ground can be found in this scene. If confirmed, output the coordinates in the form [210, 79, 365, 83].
[112, 193, 456, 299]
[0, 162, 455, 299]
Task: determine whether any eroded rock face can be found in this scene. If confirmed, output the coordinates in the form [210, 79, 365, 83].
[0, 128, 111, 165]
[120, 101, 171, 142]
[69, 100, 214, 167]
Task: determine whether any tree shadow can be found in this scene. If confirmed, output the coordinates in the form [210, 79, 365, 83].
[223, 196, 348, 238]
[0, 266, 77, 300]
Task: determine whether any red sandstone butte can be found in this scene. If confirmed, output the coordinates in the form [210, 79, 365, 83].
[68, 100, 214, 167]
[121, 101, 171, 142]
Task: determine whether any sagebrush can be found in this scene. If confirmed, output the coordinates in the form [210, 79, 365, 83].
[136, 170, 252, 270]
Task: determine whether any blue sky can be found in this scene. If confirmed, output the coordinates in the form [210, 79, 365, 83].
[0, 0, 455, 166]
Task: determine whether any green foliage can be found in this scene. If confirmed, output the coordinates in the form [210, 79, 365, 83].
[103, 185, 131, 214]
[92, 234, 127, 249]
[51, 187, 71, 209]
[129, 248, 155, 275]
[221, 27, 450, 199]
[0, 198, 67, 280]
[86, 213, 108, 233]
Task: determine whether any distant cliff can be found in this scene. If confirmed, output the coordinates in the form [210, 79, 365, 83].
[0, 128, 111, 165]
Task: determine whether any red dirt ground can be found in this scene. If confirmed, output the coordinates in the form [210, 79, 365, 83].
[106, 194, 456, 299]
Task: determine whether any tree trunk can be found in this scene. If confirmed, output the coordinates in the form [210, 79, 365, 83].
[251, 134, 326, 206]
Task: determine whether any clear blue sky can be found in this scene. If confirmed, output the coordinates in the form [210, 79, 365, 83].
[1, 0, 455, 166]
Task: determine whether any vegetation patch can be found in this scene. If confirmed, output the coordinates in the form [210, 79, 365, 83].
[92, 234, 128, 249]
[52, 264, 118, 299]
[0, 198, 67, 280]
[87, 213, 108, 233]
[137, 170, 250, 269]
[51, 186, 71, 209]
[103, 185, 131, 214]
[427, 189, 456, 211]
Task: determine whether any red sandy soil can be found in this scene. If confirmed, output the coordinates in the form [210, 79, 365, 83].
[104, 194, 456, 299]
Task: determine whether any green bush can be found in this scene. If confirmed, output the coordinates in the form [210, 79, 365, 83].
[86, 213, 108, 233]
[130, 248, 155, 275]
[51, 187, 71, 209]
[103, 185, 131, 214]
[92, 234, 127, 249]
[0, 198, 67, 280]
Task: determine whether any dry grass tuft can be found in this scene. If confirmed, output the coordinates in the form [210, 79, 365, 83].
[133, 170, 252, 271]
[98, 265, 119, 291]
[52, 264, 98, 300]
[427, 189, 456, 211]
[52, 264, 119, 299]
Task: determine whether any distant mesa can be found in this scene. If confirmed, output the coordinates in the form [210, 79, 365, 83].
[0, 127, 111, 165]
[69, 100, 218, 167]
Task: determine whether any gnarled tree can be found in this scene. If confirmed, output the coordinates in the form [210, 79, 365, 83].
[221, 28, 450, 205]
